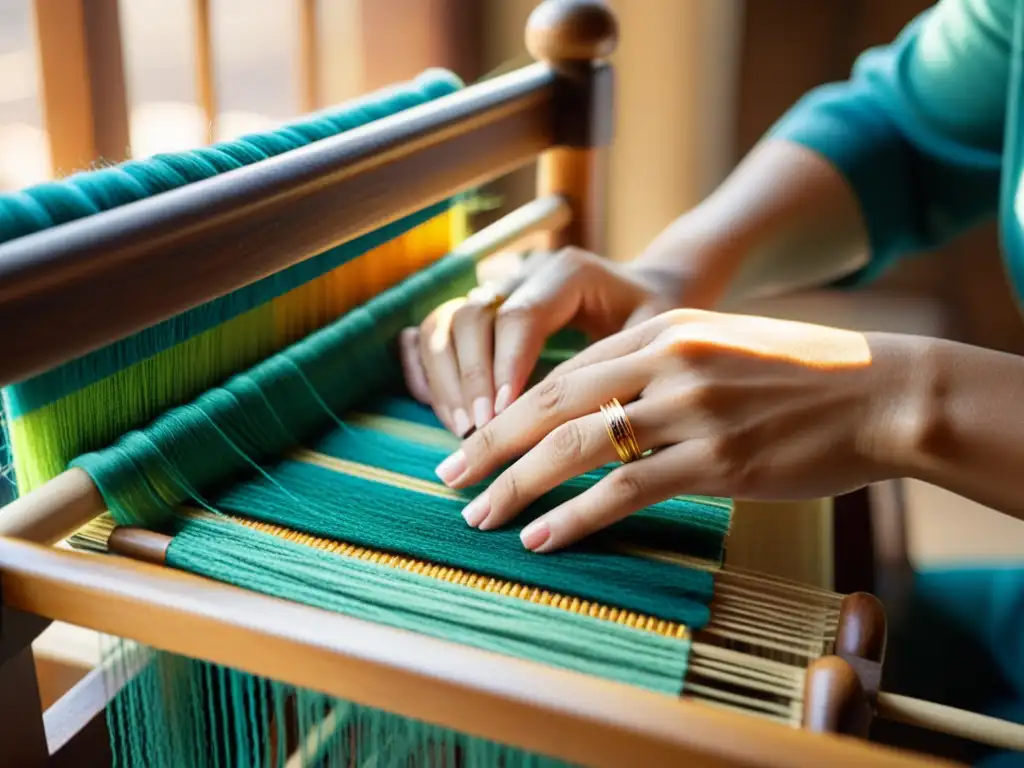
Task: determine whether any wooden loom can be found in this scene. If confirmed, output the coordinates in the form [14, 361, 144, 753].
[0, 1, 1021, 765]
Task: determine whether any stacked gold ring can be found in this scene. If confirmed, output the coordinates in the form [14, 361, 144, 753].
[600, 397, 642, 464]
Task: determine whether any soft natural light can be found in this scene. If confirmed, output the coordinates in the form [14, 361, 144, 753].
[0, 0, 300, 188]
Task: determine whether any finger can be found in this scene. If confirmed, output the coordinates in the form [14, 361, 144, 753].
[419, 301, 473, 437]
[491, 251, 589, 413]
[542, 314, 671, 381]
[519, 438, 710, 553]
[451, 292, 499, 430]
[624, 300, 668, 329]
[463, 398, 669, 531]
[438, 350, 656, 488]
[398, 327, 433, 404]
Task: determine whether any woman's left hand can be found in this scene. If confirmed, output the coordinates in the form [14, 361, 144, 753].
[433, 309, 924, 552]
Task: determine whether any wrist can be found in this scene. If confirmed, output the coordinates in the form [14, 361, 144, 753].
[628, 219, 744, 310]
[858, 332, 947, 480]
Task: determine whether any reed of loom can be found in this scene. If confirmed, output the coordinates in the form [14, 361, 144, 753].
[0, 1, 1021, 766]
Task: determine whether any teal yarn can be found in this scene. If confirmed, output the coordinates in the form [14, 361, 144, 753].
[71, 251, 480, 528]
[170, 515, 691, 694]
[102, 513, 690, 767]
[318, 398, 731, 563]
[212, 454, 717, 627]
[0, 68, 463, 418]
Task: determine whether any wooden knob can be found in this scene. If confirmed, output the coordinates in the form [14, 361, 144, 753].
[526, 0, 619, 63]
[802, 655, 872, 738]
[836, 592, 887, 662]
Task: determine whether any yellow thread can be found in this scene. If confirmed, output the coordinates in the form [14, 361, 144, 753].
[210, 512, 690, 641]
[67, 510, 697, 642]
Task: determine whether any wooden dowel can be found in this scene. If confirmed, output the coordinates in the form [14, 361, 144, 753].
[0, 469, 104, 546]
[0, 64, 556, 389]
[0, 535, 951, 768]
[454, 194, 571, 263]
[876, 692, 1024, 753]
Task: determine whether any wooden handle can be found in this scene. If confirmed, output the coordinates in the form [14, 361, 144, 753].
[876, 692, 1024, 753]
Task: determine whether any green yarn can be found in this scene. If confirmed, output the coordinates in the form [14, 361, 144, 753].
[70, 250, 729, 628]
[102, 513, 691, 767]
[171, 515, 691, 693]
[211, 455, 716, 627]
[72, 251, 479, 528]
[317, 399, 731, 563]
[205, 421, 722, 627]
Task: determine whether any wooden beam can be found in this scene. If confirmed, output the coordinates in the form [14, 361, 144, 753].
[32, 0, 131, 176]
[0, 535, 953, 768]
[0, 66, 555, 388]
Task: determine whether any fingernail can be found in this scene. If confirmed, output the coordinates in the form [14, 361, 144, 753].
[472, 396, 493, 429]
[452, 408, 471, 437]
[520, 520, 551, 551]
[461, 494, 490, 527]
[435, 451, 466, 485]
[494, 384, 512, 414]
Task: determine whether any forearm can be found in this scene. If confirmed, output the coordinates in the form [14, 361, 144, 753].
[627, 0, 1006, 311]
[628, 139, 870, 310]
[880, 336, 1024, 520]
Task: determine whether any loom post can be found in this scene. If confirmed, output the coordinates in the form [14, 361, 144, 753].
[527, 0, 617, 254]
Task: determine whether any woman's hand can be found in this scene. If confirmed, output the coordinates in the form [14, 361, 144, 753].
[398, 248, 680, 437]
[433, 309, 926, 552]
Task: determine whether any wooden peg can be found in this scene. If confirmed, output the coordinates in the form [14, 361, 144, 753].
[525, 0, 619, 66]
[835, 591, 887, 662]
[802, 655, 873, 738]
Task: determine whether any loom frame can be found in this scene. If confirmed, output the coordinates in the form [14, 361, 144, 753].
[0, 1, 978, 765]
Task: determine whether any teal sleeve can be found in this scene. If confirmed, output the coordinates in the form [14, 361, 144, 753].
[768, 0, 1012, 286]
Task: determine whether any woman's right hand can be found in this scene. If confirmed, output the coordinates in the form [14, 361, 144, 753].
[398, 247, 680, 437]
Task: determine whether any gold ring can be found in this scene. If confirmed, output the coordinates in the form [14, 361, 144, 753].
[600, 398, 642, 464]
